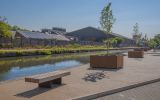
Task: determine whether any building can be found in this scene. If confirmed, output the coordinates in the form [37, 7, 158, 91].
[41, 27, 66, 35]
[67, 26, 136, 47]
[0, 26, 136, 48]
[13, 30, 70, 47]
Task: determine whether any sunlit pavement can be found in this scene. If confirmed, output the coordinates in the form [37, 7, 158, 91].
[0, 51, 160, 100]
[95, 81, 160, 100]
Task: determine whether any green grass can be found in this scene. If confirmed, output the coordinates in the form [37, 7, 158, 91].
[0, 45, 109, 57]
[0, 44, 134, 57]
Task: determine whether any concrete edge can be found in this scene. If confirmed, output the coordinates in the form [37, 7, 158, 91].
[71, 78, 160, 100]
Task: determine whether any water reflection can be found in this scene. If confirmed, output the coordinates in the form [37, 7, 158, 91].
[0, 51, 109, 81]
[0, 50, 129, 81]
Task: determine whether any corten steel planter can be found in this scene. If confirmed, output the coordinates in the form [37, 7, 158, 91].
[134, 48, 143, 51]
[128, 51, 144, 58]
[90, 55, 124, 69]
[134, 48, 150, 52]
[143, 48, 151, 51]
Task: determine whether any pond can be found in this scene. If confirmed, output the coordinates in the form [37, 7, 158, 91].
[0, 50, 130, 81]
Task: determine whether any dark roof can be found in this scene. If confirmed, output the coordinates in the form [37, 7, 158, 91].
[41, 29, 66, 35]
[67, 26, 134, 41]
[52, 27, 66, 32]
[67, 27, 106, 38]
[51, 30, 66, 35]
[17, 31, 70, 41]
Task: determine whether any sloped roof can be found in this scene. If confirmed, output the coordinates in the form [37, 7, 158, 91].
[67, 27, 106, 38]
[17, 31, 70, 41]
[42, 29, 66, 35]
[51, 30, 66, 35]
[67, 26, 134, 41]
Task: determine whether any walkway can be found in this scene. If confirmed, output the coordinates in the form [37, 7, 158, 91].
[95, 81, 160, 100]
[0, 52, 160, 100]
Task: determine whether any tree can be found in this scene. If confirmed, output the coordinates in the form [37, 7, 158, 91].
[114, 37, 124, 46]
[146, 34, 160, 49]
[0, 20, 12, 47]
[100, 1, 116, 34]
[133, 23, 142, 46]
[0, 21, 11, 38]
[0, 16, 11, 38]
[148, 39, 157, 49]
[11, 25, 21, 31]
[101, 1, 116, 55]
[103, 37, 118, 55]
[0, 16, 7, 23]
[10, 25, 29, 31]
[154, 34, 160, 46]
[133, 23, 139, 35]
[141, 34, 149, 47]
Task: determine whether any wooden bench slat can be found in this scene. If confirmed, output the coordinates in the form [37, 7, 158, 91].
[26, 71, 63, 79]
[25, 71, 70, 84]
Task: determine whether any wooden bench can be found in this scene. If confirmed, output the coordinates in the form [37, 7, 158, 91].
[25, 71, 70, 88]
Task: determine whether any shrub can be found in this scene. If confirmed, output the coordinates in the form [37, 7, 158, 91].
[36, 50, 52, 55]
[0, 51, 5, 56]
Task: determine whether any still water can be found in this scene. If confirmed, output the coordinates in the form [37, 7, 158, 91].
[0, 50, 129, 81]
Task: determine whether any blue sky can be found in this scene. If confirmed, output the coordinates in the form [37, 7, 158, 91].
[0, 0, 160, 38]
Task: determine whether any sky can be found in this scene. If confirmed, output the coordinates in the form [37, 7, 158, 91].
[0, 0, 160, 38]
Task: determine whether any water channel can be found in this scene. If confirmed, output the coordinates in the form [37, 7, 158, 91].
[0, 49, 131, 81]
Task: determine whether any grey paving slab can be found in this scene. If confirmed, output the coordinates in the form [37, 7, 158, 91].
[95, 81, 160, 100]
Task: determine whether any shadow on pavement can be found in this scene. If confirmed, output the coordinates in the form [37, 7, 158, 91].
[15, 84, 65, 98]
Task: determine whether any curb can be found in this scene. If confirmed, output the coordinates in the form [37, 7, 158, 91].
[72, 78, 160, 100]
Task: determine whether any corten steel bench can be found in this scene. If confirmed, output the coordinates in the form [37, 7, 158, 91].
[25, 71, 71, 88]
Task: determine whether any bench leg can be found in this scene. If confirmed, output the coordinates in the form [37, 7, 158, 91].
[39, 81, 52, 88]
[38, 78, 62, 88]
[52, 78, 62, 84]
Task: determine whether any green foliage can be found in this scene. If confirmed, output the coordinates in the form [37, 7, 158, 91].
[10, 25, 29, 31]
[66, 43, 81, 48]
[0, 45, 108, 57]
[103, 37, 118, 55]
[114, 37, 124, 45]
[154, 34, 160, 45]
[132, 23, 143, 46]
[0, 16, 29, 31]
[15, 51, 23, 56]
[100, 1, 116, 34]
[148, 39, 157, 48]
[10, 25, 21, 31]
[0, 51, 5, 56]
[103, 38, 119, 48]
[133, 31, 149, 47]
[133, 23, 139, 35]
[146, 34, 160, 48]
[36, 50, 52, 55]
[140, 34, 149, 47]
[0, 21, 11, 38]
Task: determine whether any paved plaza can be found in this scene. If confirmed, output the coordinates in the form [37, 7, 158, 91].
[0, 52, 160, 100]
[95, 81, 160, 100]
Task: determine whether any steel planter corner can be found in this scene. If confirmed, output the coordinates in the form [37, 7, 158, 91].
[90, 55, 124, 69]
